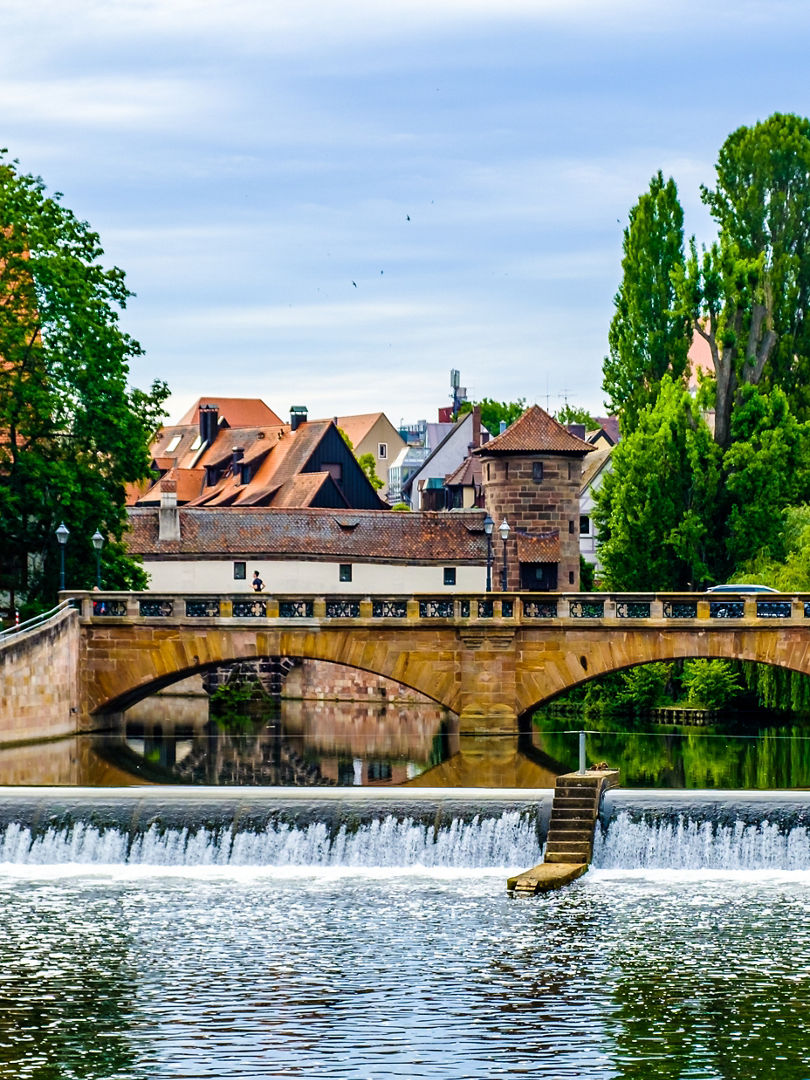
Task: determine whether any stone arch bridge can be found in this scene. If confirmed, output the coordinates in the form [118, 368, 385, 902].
[27, 589, 806, 736]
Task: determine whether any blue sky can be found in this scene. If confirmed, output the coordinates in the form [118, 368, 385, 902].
[4, 0, 810, 427]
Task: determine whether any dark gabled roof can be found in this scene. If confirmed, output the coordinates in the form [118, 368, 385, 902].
[127, 507, 489, 563]
[473, 405, 594, 456]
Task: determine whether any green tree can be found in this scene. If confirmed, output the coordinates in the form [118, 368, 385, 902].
[0, 152, 169, 615]
[458, 397, 526, 436]
[593, 377, 722, 590]
[676, 113, 810, 449]
[358, 452, 384, 490]
[556, 403, 597, 429]
[681, 659, 744, 710]
[603, 171, 691, 433]
[723, 385, 810, 567]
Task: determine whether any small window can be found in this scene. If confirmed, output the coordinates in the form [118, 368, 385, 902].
[486, 463, 491, 480]
[504, 461, 509, 480]
[190, 434, 202, 451]
[378, 442, 388, 460]
[569, 571, 575, 584]
[339, 564, 352, 582]
[568, 461, 575, 480]
[569, 520, 575, 534]
[443, 567, 456, 586]
[580, 516, 591, 535]
[533, 462, 544, 483]
[233, 561, 246, 580]
[165, 434, 182, 453]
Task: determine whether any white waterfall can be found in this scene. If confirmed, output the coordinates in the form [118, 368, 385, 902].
[594, 811, 810, 870]
[0, 811, 542, 869]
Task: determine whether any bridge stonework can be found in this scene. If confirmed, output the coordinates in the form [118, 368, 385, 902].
[0, 606, 81, 744]
[66, 592, 810, 735]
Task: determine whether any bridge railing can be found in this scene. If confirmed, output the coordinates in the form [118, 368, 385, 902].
[61, 591, 810, 627]
[0, 599, 76, 646]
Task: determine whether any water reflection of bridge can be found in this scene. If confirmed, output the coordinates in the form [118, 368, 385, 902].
[67, 589, 810, 735]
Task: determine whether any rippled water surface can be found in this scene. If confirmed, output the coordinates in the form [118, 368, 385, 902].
[2, 865, 810, 1079]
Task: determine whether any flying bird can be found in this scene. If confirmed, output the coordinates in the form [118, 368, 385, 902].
[352, 281, 357, 287]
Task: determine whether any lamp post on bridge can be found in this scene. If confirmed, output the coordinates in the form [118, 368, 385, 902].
[499, 518, 510, 592]
[483, 514, 494, 592]
[55, 522, 69, 592]
[92, 529, 104, 589]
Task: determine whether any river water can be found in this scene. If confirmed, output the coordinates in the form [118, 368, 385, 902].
[1, 793, 809, 1079]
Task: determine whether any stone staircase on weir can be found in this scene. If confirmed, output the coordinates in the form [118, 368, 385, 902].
[507, 768, 620, 895]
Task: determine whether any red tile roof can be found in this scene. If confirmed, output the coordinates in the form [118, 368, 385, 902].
[474, 405, 594, 456]
[127, 507, 489, 563]
[516, 532, 560, 562]
[176, 397, 283, 427]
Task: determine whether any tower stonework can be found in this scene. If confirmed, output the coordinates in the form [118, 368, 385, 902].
[474, 406, 593, 592]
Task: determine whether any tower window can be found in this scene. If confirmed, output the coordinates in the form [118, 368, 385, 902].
[533, 462, 544, 483]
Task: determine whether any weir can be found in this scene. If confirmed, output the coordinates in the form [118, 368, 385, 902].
[0, 787, 809, 873]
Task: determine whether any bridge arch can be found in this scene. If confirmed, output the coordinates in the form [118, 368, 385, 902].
[83, 624, 457, 718]
[514, 628, 810, 718]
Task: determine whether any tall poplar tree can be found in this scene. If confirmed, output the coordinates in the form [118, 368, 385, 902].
[677, 113, 810, 448]
[603, 171, 691, 433]
[593, 378, 722, 591]
[0, 152, 168, 615]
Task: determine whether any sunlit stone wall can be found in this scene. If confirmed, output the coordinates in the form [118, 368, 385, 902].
[0, 610, 80, 745]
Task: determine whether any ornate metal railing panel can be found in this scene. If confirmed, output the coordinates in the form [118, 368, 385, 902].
[522, 599, 557, 618]
[502, 600, 514, 618]
[92, 599, 128, 617]
[185, 599, 221, 618]
[372, 600, 408, 618]
[419, 599, 454, 618]
[279, 600, 314, 618]
[232, 599, 268, 618]
[139, 599, 173, 618]
[460, 600, 471, 618]
[664, 601, 697, 619]
[617, 601, 650, 619]
[757, 601, 793, 619]
[710, 601, 744, 619]
[326, 600, 361, 618]
[570, 600, 604, 619]
[477, 599, 494, 618]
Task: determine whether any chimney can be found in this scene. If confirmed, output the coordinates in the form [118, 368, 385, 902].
[499, 420, 507, 435]
[566, 423, 586, 440]
[290, 405, 308, 432]
[232, 447, 244, 467]
[472, 404, 481, 448]
[199, 404, 219, 445]
[158, 478, 181, 541]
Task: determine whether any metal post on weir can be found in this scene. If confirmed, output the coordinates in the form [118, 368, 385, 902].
[578, 729, 587, 774]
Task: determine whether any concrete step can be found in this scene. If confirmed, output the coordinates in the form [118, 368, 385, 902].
[545, 836, 593, 853]
[552, 807, 596, 820]
[552, 797, 596, 810]
[545, 850, 592, 864]
[546, 826, 593, 841]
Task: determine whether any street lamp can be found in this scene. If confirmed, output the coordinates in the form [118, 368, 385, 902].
[56, 522, 69, 591]
[499, 518, 510, 592]
[92, 529, 104, 589]
[483, 514, 494, 592]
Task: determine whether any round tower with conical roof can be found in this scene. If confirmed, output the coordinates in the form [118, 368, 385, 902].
[473, 406, 594, 592]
